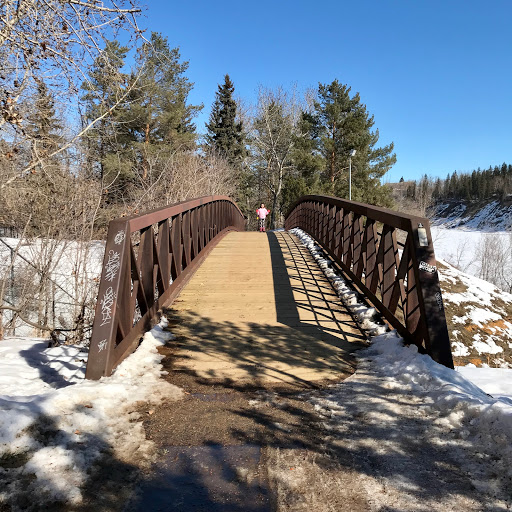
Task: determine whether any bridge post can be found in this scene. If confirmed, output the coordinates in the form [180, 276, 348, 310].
[85, 219, 129, 380]
[409, 218, 454, 369]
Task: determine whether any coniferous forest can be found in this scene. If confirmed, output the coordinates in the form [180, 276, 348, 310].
[404, 163, 512, 205]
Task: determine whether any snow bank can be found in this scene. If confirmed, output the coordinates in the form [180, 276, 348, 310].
[290, 227, 512, 491]
[456, 366, 512, 403]
[290, 228, 388, 337]
[363, 333, 512, 485]
[432, 200, 512, 231]
[0, 318, 182, 509]
[0, 339, 87, 400]
[431, 225, 511, 276]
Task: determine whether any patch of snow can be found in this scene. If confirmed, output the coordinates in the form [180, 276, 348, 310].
[468, 308, 502, 325]
[439, 258, 512, 308]
[457, 367, 512, 403]
[452, 341, 469, 357]
[0, 339, 87, 401]
[309, 332, 512, 507]
[471, 334, 503, 355]
[360, 333, 512, 498]
[290, 228, 387, 337]
[431, 226, 511, 277]
[0, 317, 182, 509]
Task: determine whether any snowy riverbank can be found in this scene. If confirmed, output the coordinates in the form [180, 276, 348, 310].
[431, 225, 511, 276]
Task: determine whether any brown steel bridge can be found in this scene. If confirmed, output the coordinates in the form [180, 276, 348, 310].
[85, 195, 453, 381]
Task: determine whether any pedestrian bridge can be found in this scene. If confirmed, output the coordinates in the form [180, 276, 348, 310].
[85, 195, 453, 380]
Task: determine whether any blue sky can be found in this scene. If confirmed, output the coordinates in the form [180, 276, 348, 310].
[143, 0, 511, 182]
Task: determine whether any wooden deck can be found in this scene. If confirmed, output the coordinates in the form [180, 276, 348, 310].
[166, 231, 367, 388]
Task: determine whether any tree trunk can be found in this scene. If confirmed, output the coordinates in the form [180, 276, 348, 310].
[330, 121, 336, 183]
[142, 121, 150, 180]
[270, 193, 279, 230]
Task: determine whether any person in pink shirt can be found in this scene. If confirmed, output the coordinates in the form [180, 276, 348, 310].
[256, 203, 270, 232]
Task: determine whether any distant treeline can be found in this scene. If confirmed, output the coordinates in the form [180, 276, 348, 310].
[405, 163, 512, 203]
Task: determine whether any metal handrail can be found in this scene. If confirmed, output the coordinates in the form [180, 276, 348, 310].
[285, 195, 454, 369]
[85, 195, 245, 379]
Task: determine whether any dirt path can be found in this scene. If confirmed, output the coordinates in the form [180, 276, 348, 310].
[124, 232, 369, 510]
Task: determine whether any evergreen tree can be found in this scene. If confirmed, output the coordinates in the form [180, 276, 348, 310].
[449, 171, 458, 198]
[471, 170, 479, 198]
[81, 40, 134, 186]
[293, 79, 396, 206]
[406, 181, 416, 199]
[205, 74, 246, 168]
[131, 32, 202, 180]
[432, 178, 442, 200]
[430, 163, 512, 203]
[26, 81, 62, 166]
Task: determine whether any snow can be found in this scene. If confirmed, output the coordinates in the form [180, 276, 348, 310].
[431, 225, 511, 276]
[0, 237, 104, 337]
[363, 333, 512, 446]
[1, 224, 511, 507]
[471, 334, 503, 355]
[293, 227, 512, 504]
[452, 340, 470, 357]
[432, 200, 512, 231]
[456, 367, 512, 403]
[0, 338, 87, 401]
[290, 228, 388, 337]
[0, 318, 182, 510]
[309, 332, 512, 507]
[350, 335, 512, 503]
[434, 256, 512, 361]
[438, 257, 512, 307]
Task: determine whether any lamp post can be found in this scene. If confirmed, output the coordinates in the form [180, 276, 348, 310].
[349, 149, 356, 200]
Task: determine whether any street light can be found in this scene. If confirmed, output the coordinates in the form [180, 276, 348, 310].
[349, 149, 356, 200]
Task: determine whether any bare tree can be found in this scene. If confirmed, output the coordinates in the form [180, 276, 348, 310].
[0, 163, 106, 341]
[131, 150, 238, 211]
[250, 87, 300, 229]
[476, 234, 512, 292]
[0, 0, 144, 188]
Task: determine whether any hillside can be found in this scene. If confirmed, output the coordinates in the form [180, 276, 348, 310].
[429, 198, 512, 231]
[438, 259, 512, 367]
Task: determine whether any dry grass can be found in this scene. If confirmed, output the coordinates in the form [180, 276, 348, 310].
[438, 261, 512, 367]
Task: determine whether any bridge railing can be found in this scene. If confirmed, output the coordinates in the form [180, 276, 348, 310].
[85, 196, 245, 379]
[285, 195, 454, 368]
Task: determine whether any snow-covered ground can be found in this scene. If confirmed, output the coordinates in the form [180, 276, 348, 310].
[437, 258, 512, 365]
[431, 225, 511, 275]
[0, 318, 182, 511]
[311, 336, 512, 509]
[0, 237, 104, 337]
[1, 227, 512, 509]
[456, 366, 512, 403]
[432, 200, 512, 231]
[292, 227, 512, 506]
